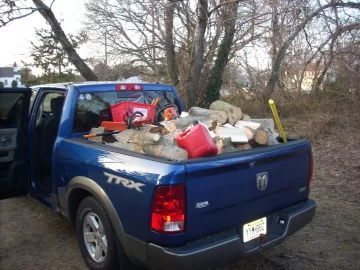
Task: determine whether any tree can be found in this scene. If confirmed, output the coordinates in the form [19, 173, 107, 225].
[11, 80, 17, 88]
[85, 0, 266, 108]
[263, 1, 360, 102]
[0, 0, 98, 81]
[26, 27, 88, 75]
[0, 82, 4, 88]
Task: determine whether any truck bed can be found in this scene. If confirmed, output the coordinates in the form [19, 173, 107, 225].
[59, 137, 312, 246]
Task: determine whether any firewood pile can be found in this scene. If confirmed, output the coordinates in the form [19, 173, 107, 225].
[88, 100, 280, 161]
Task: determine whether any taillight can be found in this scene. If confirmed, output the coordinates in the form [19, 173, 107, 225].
[116, 84, 143, 90]
[151, 185, 186, 234]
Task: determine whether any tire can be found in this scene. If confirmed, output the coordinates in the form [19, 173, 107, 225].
[76, 196, 140, 270]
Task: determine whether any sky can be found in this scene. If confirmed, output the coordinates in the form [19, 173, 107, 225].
[0, 0, 94, 74]
[0, 0, 269, 76]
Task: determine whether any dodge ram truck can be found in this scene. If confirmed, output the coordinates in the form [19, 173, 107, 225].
[0, 82, 316, 270]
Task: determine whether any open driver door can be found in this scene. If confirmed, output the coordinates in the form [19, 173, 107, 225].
[0, 88, 31, 200]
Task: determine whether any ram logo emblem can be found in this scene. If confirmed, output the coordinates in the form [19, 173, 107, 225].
[104, 172, 145, 193]
[256, 172, 268, 191]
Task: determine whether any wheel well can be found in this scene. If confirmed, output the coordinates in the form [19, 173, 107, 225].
[68, 188, 92, 225]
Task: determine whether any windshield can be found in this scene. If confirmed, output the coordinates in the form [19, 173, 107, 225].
[73, 90, 181, 133]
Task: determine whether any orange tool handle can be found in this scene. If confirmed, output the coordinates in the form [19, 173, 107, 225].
[84, 134, 96, 139]
[153, 98, 160, 106]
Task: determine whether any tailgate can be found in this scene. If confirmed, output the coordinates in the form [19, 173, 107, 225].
[184, 139, 312, 242]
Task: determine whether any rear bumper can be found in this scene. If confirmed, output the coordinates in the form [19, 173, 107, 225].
[130, 199, 316, 270]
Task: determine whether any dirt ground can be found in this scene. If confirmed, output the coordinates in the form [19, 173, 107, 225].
[1, 118, 360, 270]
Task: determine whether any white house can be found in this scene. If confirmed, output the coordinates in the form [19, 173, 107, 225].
[0, 62, 25, 87]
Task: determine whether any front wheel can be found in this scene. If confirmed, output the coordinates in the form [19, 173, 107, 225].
[76, 196, 140, 270]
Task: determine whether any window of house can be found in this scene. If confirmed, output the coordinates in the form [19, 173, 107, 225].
[4, 80, 8, 86]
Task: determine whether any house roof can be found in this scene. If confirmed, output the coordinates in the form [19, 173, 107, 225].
[0, 67, 21, 77]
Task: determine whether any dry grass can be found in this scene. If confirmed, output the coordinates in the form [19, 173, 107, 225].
[0, 96, 360, 270]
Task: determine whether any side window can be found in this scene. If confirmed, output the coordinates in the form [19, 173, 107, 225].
[35, 92, 65, 127]
[0, 93, 24, 127]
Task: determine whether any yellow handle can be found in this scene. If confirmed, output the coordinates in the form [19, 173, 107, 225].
[269, 99, 287, 143]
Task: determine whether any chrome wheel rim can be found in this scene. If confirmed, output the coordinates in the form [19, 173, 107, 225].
[83, 212, 108, 263]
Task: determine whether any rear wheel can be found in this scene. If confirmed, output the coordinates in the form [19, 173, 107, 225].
[76, 196, 141, 270]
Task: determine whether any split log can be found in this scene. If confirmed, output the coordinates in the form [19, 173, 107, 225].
[88, 127, 106, 143]
[188, 107, 227, 125]
[235, 144, 252, 151]
[108, 141, 142, 152]
[209, 100, 242, 125]
[142, 144, 188, 160]
[249, 130, 268, 147]
[113, 129, 162, 146]
[244, 127, 254, 140]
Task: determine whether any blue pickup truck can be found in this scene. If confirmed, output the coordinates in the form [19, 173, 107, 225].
[0, 82, 316, 270]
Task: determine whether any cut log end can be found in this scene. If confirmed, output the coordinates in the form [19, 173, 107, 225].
[209, 100, 242, 125]
[250, 130, 268, 146]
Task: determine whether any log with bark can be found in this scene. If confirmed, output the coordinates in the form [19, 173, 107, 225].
[163, 115, 213, 131]
[214, 136, 224, 154]
[209, 100, 242, 125]
[235, 144, 252, 151]
[113, 129, 162, 146]
[142, 143, 188, 160]
[108, 141, 143, 152]
[188, 107, 227, 124]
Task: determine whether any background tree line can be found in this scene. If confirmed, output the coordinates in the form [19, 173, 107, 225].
[1, 0, 359, 110]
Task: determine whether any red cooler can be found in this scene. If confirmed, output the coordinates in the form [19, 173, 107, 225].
[176, 121, 218, 159]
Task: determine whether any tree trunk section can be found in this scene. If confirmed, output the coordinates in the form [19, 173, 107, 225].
[142, 144, 188, 160]
[209, 100, 242, 125]
[32, 0, 98, 81]
[188, 107, 227, 124]
[113, 129, 161, 145]
[249, 130, 268, 146]
[108, 141, 142, 152]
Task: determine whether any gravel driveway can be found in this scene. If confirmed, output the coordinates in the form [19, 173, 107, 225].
[1, 120, 359, 270]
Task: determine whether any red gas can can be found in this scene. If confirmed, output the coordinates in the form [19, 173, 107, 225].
[176, 121, 218, 159]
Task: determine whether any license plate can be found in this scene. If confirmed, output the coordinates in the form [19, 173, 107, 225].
[243, 217, 267, 243]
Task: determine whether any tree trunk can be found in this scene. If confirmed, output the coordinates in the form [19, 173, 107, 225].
[32, 0, 98, 81]
[187, 0, 208, 108]
[165, 1, 179, 86]
[203, 1, 239, 107]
